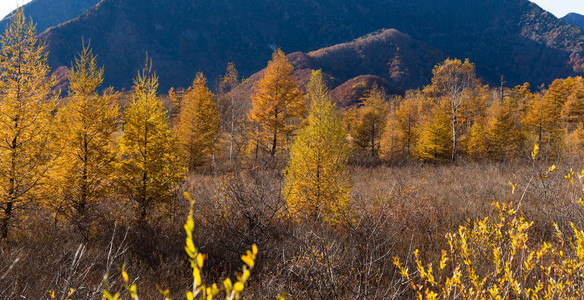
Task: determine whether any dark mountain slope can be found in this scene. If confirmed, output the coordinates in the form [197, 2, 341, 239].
[562, 13, 584, 30]
[0, 0, 100, 33]
[40, 0, 584, 91]
[302, 29, 445, 90]
[234, 29, 442, 107]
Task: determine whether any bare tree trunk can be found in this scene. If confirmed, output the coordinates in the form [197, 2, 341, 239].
[271, 130, 278, 157]
[1, 202, 13, 239]
[229, 95, 235, 165]
[370, 121, 375, 158]
[451, 113, 457, 163]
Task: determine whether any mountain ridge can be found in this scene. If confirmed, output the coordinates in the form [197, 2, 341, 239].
[233, 28, 443, 107]
[34, 0, 584, 91]
[561, 13, 584, 30]
[0, 0, 101, 34]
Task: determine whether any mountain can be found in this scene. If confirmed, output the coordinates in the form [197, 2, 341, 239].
[562, 13, 584, 30]
[234, 29, 442, 107]
[329, 75, 403, 107]
[0, 0, 101, 34]
[39, 0, 584, 91]
[292, 29, 445, 91]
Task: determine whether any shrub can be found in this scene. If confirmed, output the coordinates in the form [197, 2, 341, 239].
[394, 198, 584, 299]
[102, 193, 259, 300]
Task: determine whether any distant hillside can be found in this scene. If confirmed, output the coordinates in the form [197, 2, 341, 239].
[330, 75, 402, 107]
[561, 13, 584, 30]
[235, 29, 441, 107]
[302, 29, 445, 91]
[0, 0, 100, 33]
[40, 0, 584, 91]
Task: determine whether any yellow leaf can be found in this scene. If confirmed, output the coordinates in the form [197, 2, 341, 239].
[197, 253, 205, 269]
[234, 282, 244, 293]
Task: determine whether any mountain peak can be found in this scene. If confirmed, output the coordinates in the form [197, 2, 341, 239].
[561, 13, 584, 30]
[0, 0, 101, 34]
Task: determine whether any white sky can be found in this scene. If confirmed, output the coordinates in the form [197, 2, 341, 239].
[530, 0, 584, 18]
[0, 0, 33, 20]
[0, 0, 582, 23]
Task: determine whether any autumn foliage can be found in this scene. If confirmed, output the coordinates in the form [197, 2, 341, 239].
[248, 49, 305, 158]
[115, 63, 185, 223]
[5, 9, 584, 300]
[176, 72, 220, 170]
[284, 70, 351, 224]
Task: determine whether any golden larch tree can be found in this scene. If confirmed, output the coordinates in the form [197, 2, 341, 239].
[415, 106, 452, 162]
[381, 90, 422, 161]
[486, 97, 524, 160]
[560, 77, 584, 131]
[0, 9, 57, 239]
[350, 85, 390, 158]
[564, 123, 584, 159]
[116, 63, 185, 223]
[51, 44, 119, 235]
[249, 49, 304, 157]
[522, 92, 562, 161]
[284, 70, 351, 223]
[508, 82, 533, 117]
[176, 72, 220, 169]
[545, 77, 579, 109]
[466, 117, 489, 159]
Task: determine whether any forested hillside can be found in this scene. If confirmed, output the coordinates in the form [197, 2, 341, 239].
[562, 12, 584, 30]
[233, 29, 444, 106]
[38, 0, 584, 91]
[0, 0, 100, 33]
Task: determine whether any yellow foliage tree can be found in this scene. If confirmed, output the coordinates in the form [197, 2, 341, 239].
[381, 90, 421, 161]
[564, 124, 584, 160]
[546, 76, 580, 109]
[176, 72, 220, 169]
[350, 85, 389, 158]
[424, 58, 480, 162]
[486, 97, 524, 160]
[52, 44, 119, 234]
[522, 93, 562, 161]
[116, 63, 185, 223]
[415, 106, 452, 162]
[249, 49, 305, 157]
[284, 70, 351, 224]
[508, 82, 533, 116]
[466, 117, 489, 159]
[561, 77, 584, 131]
[0, 9, 57, 239]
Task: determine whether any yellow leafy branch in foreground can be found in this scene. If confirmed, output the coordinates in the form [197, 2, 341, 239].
[394, 172, 584, 299]
[102, 192, 259, 300]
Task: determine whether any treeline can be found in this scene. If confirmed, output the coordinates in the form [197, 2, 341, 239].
[347, 59, 584, 164]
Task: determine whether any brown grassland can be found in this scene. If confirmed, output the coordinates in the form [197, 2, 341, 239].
[3, 160, 584, 299]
